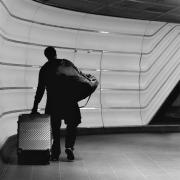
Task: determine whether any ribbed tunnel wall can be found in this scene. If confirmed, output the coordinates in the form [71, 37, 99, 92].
[1, 0, 180, 146]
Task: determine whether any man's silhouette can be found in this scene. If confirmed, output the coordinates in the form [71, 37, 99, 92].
[31, 46, 81, 161]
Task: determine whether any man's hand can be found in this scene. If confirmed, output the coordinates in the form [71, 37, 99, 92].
[31, 107, 40, 115]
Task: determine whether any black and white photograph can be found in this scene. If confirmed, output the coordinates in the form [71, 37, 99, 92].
[1, 0, 180, 179]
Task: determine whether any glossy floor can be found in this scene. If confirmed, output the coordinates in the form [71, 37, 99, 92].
[1, 133, 180, 180]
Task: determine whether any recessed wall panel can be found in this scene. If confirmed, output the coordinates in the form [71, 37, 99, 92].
[102, 53, 140, 71]
[140, 52, 180, 107]
[5, 14, 29, 41]
[141, 64, 180, 124]
[101, 71, 139, 89]
[77, 31, 143, 52]
[3, 0, 40, 19]
[79, 109, 102, 128]
[0, 92, 3, 116]
[1, 41, 27, 64]
[1, 66, 25, 87]
[140, 47, 180, 90]
[25, 45, 47, 66]
[102, 109, 141, 127]
[142, 24, 173, 53]
[30, 24, 77, 47]
[0, 90, 46, 114]
[74, 50, 101, 69]
[0, 3, 8, 28]
[101, 90, 139, 108]
[141, 30, 180, 72]
[1, 90, 27, 112]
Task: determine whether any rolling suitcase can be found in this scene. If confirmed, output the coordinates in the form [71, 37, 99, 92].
[17, 114, 51, 165]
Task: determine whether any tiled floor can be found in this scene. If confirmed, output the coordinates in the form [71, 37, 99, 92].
[1, 133, 180, 180]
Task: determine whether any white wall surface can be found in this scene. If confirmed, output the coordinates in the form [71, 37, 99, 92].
[0, 0, 180, 141]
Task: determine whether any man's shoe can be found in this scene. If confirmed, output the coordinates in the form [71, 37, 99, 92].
[65, 148, 74, 160]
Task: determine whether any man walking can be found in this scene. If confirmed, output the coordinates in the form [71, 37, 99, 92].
[31, 46, 81, 161]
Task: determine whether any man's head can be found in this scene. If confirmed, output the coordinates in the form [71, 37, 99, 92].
[44, 46, 57, 61]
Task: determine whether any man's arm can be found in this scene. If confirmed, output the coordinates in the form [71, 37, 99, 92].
[31, 68, 45, 113]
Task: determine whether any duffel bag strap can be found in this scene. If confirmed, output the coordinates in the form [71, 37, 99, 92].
[79, 95, 91, 108]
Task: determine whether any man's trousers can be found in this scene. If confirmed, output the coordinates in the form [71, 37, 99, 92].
[50, 114, 79, 158]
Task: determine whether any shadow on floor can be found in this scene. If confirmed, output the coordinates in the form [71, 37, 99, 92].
[0, 135, 79, 165]
[0, 135, 17, 164]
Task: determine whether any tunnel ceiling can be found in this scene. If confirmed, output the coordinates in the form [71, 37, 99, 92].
[33, 0, 180, 23]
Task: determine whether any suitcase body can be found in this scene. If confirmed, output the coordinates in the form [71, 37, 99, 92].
[17, 114, 51, 165]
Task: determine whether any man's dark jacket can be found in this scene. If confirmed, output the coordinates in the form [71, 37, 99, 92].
[34, 59, 81, 125]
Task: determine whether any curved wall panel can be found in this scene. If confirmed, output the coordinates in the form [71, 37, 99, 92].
[30, 25, 78, 48]
[4, 0, 41, 19]
[1, 90, 27, 113]
[101, 72, 139, 89]
[1, 42, 29, 64]
[74, 51, 101, 69]
[138, 22, 180, 124]
[102, 109, 142, 127]
[1, 66, 26, 87]
[1, 0, 180, 139]
[102, 53, 140, 71]
[75, 31, 143, 52]
[142, 24, 172, 53]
